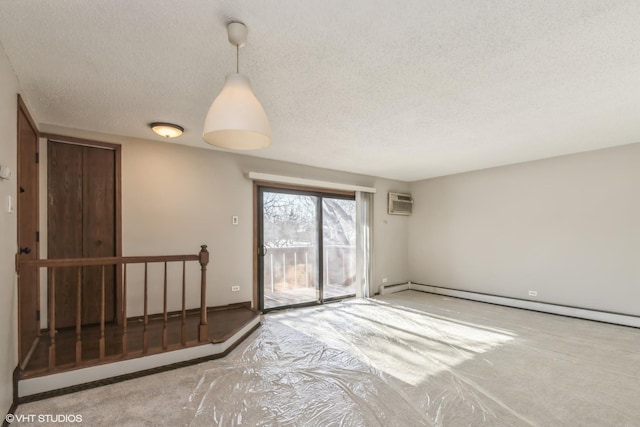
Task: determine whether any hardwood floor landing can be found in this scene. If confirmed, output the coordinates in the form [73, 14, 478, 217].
[23, 305, 259, 377]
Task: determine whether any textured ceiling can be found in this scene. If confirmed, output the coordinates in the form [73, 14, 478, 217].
[1, 1, 639, 181]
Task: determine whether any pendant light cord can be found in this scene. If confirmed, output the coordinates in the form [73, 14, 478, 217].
[236, 45, 239, 73]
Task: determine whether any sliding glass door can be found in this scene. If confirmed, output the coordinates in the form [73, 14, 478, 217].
[260, 190, 320, 309]
[322, 198, 357, 300]
[258, 186, 356, 311]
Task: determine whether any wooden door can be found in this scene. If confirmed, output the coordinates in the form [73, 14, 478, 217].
[17, 96, 40, 363]
[48, 141, 117, 328]
[48, 142, 83, 328]
[81, 146, 116, 324]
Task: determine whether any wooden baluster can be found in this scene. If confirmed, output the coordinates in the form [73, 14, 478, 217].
[181, 261, 186, 347]
[198, 245, 209, 342]
[162, 262, 168, 350]
[75, 268, 82, 366]
[48, 268, 56, 370]
[122, 264, 128, 356]
[99, 265, 105, 359]
[143, 262, 148, 353]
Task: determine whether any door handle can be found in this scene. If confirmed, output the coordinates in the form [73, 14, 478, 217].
[258, 246, 268, 256]
[19, 247, 31, 255]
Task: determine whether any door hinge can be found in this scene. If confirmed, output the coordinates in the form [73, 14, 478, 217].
[36, 231, 40, 242]
[36, 310, 40, 322]
[35, 152, 39, 163]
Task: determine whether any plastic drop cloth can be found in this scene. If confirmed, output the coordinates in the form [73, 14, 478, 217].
[184, 292, 640, 426]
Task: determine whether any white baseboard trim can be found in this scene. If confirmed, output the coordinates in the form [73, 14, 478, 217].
[378, 282, 410, 295]
[19, 316, 261, 397]
[380, 281, 640, 328]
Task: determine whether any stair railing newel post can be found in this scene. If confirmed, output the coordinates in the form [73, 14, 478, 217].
[198, 245, 209, 342]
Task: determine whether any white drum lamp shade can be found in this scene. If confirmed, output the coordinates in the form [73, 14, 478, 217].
[203, 73, 271, 150]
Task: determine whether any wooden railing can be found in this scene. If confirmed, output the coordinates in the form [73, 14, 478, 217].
[18, 245, 210, 372]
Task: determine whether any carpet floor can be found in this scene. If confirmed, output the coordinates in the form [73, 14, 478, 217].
[13, 290, 640, 426]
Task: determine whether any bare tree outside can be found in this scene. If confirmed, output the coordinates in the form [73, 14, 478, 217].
[322, 198, 356, 246]
[263, 192, 317, 248]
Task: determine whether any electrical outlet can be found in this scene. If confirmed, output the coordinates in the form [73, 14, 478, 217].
[382, 278, 388, 283]
[231, 286, 240, 292]
[528, 290, 537, 297]
[232, 216, 239, 225]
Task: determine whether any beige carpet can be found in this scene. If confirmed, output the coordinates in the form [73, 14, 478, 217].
[14, 290, 640, 426]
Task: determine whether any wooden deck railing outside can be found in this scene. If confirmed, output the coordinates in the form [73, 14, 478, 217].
[18, 245, 210, 373]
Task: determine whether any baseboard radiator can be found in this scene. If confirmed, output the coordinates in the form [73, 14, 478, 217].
[379, 281, 640, 329]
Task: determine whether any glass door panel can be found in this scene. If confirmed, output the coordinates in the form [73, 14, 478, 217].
[261, 191, 319, 309]
[322, 198, 357, 300]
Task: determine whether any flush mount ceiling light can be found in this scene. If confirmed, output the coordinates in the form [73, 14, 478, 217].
[150, 122, 184, 138]
[203, 22, 271, 150]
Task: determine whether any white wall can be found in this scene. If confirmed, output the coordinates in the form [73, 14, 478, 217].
[0, 42, 20, 414]
[38, 126, 410, 315]
[371, 178, 410, 289]
[408, 143, 640, 316]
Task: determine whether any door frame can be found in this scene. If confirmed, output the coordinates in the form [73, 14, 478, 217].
[16, 95, 40, 364]
[42, 133, 123, 325]
[253, 181, 355, 312]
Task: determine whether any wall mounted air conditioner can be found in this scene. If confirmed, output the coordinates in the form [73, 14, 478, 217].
[388, 192, 413, 215]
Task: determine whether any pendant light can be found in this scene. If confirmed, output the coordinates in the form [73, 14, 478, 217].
[203, 22, 271, 150]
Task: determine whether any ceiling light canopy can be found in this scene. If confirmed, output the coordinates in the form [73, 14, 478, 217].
[203, 22, 271, 151]
[150, 122, 184, 138]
